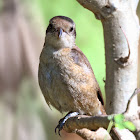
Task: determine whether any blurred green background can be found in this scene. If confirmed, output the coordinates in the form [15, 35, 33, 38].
[1, 0, 133, 140]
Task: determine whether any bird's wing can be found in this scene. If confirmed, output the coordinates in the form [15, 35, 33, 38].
[70, 46, 104, 105]
[38, 63, 52, 109]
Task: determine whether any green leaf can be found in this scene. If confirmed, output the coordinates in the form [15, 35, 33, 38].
[115, 123, 125, 129]
[123, 121, 136, 131]
[114, 114, 124, 123]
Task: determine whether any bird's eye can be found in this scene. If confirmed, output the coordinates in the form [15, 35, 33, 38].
[69, 27, 73, 32]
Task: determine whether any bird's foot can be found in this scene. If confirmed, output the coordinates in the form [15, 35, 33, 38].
[55, 112, 79, 136]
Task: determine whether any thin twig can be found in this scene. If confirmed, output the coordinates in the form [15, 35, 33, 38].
[123, 88, 140, 114]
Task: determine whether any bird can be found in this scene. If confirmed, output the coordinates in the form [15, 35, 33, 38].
[38, 16, 106, 134]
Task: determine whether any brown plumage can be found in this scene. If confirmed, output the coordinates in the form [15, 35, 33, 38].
[38, 16, 106, 117]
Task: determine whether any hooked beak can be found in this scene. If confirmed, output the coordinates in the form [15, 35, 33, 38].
[58, 28, 63, 38]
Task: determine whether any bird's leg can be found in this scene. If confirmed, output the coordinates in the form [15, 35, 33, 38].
[55, 111, 79, 136]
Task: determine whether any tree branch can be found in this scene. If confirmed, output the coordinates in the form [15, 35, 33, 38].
[63, 115, 109, 132]
[63, 89, 140, 139]
[75, 128, 112, 140]
[63, 114, 137, 140]
[76, 0, 117, 19]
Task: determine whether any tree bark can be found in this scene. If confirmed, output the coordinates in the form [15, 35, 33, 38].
[77, 0, 139, 116]
[102, 2, 139, 115]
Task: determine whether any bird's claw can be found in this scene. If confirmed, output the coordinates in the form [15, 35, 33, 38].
[55, 112, 79, 136]
[55, 118, 65, 136]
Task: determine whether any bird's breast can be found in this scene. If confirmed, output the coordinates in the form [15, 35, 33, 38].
[39, 47, 103, 115]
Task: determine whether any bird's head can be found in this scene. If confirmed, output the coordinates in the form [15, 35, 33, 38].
[45, 16, 76, 49]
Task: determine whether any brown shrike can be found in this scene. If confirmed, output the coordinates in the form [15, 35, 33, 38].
[38, 16, 105, 134]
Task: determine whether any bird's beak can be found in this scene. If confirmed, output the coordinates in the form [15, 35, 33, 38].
[58, 28, 63, 38]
